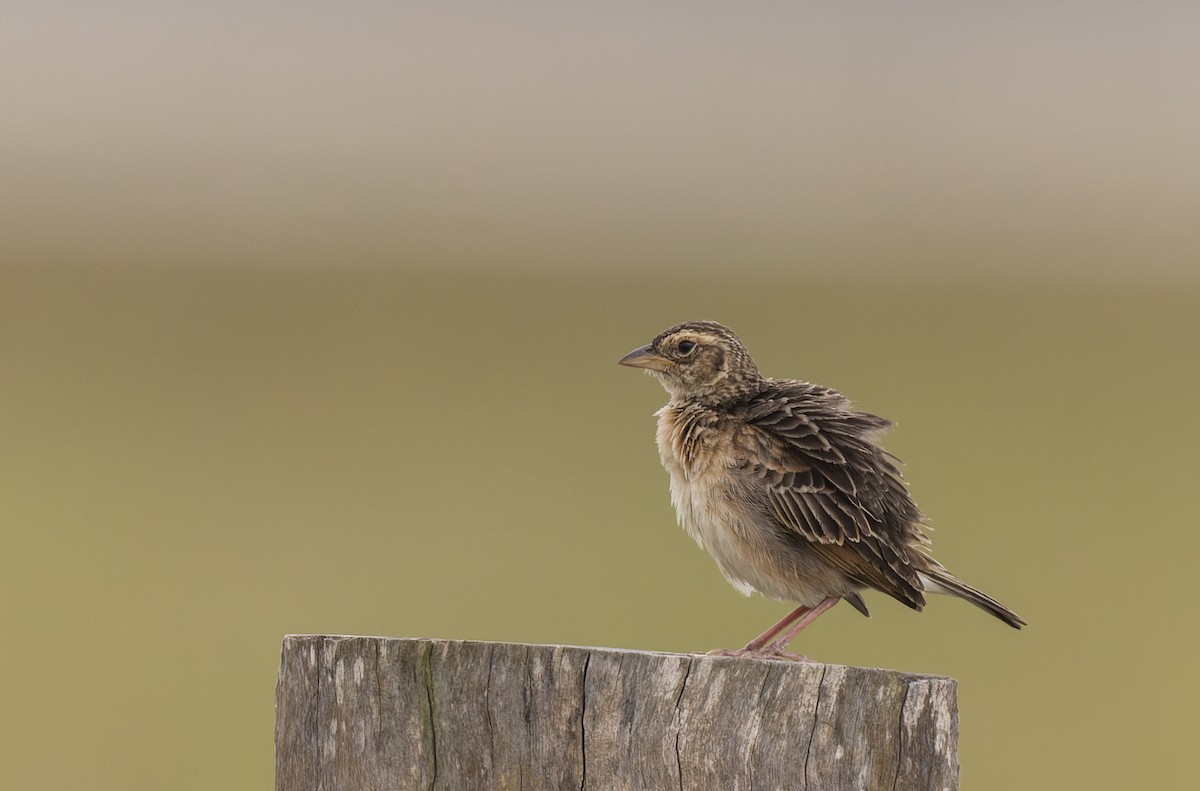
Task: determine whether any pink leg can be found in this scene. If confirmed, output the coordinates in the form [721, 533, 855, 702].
[740, 604, 813, 652]
[705, 597, 842, 661]
[759, 596, 840, 655]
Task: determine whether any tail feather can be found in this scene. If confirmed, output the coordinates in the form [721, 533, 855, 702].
[918, 568, 1026, 629]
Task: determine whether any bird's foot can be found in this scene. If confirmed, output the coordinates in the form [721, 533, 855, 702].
[702, 647, 812, 662]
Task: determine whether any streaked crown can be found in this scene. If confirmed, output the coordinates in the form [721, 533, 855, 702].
[620, 320, 763, 404]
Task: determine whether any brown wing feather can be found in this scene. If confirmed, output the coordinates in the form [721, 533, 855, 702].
[733, 382, 930, 610]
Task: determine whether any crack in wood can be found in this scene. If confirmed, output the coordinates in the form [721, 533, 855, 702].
[892, 679, 912, 791]
[803, 663, 828, 790]
[673, 656, 693, 791]
[420, 644, 438, 791]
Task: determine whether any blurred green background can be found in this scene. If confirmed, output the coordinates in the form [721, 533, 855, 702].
[3, 3, 1199, 790]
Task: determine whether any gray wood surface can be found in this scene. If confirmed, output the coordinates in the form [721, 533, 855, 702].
[276, 636, 958, 791]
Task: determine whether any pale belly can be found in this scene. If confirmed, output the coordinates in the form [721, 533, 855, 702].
[666, 466, 831, 605]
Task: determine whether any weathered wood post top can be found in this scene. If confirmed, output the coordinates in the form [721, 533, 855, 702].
[275, 635, 959, 791]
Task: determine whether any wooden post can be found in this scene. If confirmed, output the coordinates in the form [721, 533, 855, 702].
[275, 635, 959, 791]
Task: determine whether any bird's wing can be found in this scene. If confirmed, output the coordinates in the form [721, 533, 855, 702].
[732, 389, 927, 608]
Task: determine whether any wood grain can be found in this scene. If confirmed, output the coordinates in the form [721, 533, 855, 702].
[276, 636, 958, 791]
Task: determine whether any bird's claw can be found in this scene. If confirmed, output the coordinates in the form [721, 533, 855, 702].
[701, 648, 812, 662]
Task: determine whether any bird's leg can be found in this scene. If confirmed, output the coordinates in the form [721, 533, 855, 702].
[739, 604, 813, 652]
[705, 603, 814, 658]
[758, 596, 841, 655]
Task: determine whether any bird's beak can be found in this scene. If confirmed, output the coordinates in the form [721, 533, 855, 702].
[618, 344, 675, 372]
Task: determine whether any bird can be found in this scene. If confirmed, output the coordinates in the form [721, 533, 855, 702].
[619, 320, 1025, 660]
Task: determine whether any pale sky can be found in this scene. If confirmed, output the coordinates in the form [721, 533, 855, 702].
[4, 2, 1198, 281]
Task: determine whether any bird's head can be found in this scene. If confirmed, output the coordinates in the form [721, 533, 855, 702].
[619, 320, 763, 404]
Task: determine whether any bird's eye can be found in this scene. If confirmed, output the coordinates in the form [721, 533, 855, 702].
[677, 340, 697, 355]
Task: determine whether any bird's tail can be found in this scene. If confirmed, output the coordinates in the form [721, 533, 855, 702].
[918, 567, 1026, 629]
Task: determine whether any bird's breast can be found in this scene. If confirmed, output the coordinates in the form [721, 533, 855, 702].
[656, 404, 721, 530]
[655, 404, 759, 595]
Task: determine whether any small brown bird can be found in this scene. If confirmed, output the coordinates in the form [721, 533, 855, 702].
[620, 320, 1024, 659]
